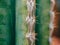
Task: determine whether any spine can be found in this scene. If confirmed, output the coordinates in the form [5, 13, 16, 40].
[49, 0, 60, 45]
[49, 0, 55, 44]
[26, 0, 36, 45]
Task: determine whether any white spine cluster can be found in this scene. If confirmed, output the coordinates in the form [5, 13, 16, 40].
[49, 0, 55, 44]
[26, 0, 36, 45]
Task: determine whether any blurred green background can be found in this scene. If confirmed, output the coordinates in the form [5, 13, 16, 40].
[0, 0, 15, 45]
[0, 0, 50, 45]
